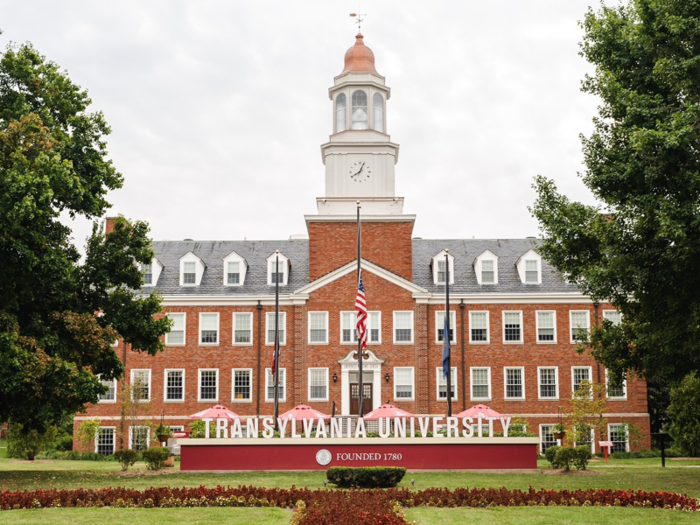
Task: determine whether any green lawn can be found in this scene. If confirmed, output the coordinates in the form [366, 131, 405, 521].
[1, 456, 699, 523]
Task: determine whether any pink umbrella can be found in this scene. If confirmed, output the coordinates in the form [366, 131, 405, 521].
[455, 404, 502, 419]
[363, 404, 415, 420]
[189, 404, 240, 421]
[279, 404, 330, 420]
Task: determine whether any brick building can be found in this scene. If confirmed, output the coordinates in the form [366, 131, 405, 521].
[77, 33, 650, 455]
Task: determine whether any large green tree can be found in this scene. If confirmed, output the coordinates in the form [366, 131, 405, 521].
[531, 1, 700, 387]
[0, 39, 170, 431]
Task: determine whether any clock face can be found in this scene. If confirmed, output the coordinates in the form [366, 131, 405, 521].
[349, 161, 371, 182]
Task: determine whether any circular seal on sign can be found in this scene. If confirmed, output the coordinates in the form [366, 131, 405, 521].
[316, 449, 332, 466]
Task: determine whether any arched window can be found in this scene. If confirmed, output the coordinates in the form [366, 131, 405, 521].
[373, 93, 384, 132]
[351, 90, 368, 130]
[335, 93, 346, 133]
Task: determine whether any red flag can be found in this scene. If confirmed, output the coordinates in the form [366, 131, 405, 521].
[356, 270, 367, 349]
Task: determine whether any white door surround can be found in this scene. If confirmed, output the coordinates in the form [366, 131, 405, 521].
[338, 349, 384, 415]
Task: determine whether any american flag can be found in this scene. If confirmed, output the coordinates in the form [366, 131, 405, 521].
[355, 270, 368, 350]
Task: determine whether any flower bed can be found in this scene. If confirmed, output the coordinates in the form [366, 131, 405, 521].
[0, 484, 697, 522]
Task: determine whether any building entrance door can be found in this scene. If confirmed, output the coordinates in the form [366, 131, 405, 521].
[350, 382, 373, 415]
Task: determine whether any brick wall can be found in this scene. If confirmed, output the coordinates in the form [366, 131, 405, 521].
[308, 220, 414, 280]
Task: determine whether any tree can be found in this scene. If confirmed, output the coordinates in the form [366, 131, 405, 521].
[0, 40, 170, 432]
[531, 1, 700, 385]
[563, 380, 609, 447]
[667, 373, 700, 456]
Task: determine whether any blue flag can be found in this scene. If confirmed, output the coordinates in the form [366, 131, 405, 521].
[442, 314, 450, 379]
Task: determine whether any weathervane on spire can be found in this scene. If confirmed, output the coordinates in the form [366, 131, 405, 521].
[349, 12, 366, 33]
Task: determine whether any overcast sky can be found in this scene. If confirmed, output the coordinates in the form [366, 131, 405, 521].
[1, 0, 613, 246]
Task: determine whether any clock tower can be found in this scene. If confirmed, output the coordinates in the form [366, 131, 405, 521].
[317, 33, 403, 216]
[307, 33, 415, 282]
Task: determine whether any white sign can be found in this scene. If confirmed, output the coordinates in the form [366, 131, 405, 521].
[199, 415, 513, 440]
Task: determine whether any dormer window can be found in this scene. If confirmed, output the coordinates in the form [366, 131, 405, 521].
[525, 260, 538, 283]
[183, 262, 196, 284]
[142, 262, 152, 285]
[351, 90, 368, 130]
[516, 249, 542, 285]
[431, 250, 454, 285]
[141, 258, 162, 287]
[481, 260, 495, 284]
[179, 252, 205, 286]
[474, 250, 498, 285]
[372, 93, 384, 132]
[267, 252, 289, 286]
[335, 93, 347, 132]
[223, 251, 247, 286]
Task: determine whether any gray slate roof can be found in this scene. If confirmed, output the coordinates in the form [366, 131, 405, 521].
[142, 238, 577, 296]
[412, 238, 577, 294]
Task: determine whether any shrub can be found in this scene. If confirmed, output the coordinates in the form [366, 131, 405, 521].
[573, 446, 592, 470]
[545, 445, 560, 467]
[142, 446, 170, 470]
[555, 446, 576, 470]
[114, 449, 140, 471]
[54, 434, 73, 452]
[6, 424, 57, 460]
[326, 466, 406, 488]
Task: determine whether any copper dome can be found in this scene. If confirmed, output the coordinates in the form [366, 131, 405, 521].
[341, 33, 379, 75]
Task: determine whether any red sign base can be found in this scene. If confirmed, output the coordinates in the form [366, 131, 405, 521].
[179, 437, 539, 471]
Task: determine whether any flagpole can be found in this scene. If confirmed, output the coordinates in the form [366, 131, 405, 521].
[357, 201, 364, 419]
[273, 250, 280, 430]
[445, 250, 452, 418]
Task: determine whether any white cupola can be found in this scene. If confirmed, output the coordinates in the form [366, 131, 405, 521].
[318, 34, 402, 216]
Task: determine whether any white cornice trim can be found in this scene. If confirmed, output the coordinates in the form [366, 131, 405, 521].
[296, 259, 428, 295]
[160, 295, 308, 307]
[305, 213, 416, 224]
[421, 293, 596, 305]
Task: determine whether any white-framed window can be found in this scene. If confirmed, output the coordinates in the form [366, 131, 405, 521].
[603, 309, 622, 325]
[393, 367, 414, 400]
[474, 250, 498, 285]
[265, 368, 286, 402]
[166, 313, 186, 346]
[372, 92, 384, 133]
[141, 262, 153, 286]
[267, 253, 289, 285]
[608, 423, 629, 452]
[233, 313, 253, 345]
[164, 369, 185, 402]
[369, 311, 381, 344]
[503, 311, 523, 343]
[572, 366, 592, 394]
[308, 312, 328, 344]
[432, 250, 455, 285]
[538, 367, 559, 400]
[539, 424, 559, 453]
[570, 311, 590, 342]
[129, 426, 150, 452]
[130, 369, 151, 402]
[199, 312, 219, 345]
[95, 427, 115, 456]
[232, 368, 252, 402]
[308, 368, 329, 401]
[573, 425, 595, 453]
[436, 367, 458, 401]
[179, 252, 204, 286]
[198, 369, 219, 402]
[504, 367, 525, 399]
[536, 311, 556, 342]
[265, 311, 287, 345]
[516, 249, 542, 284]
[470, 367, 491, 400]
[97, 377, 117, 403]
[335, 92, 347, 132]
[436, 311, 457, 343]
[223, 251, 247, 286]
[351, 89, 368, 130]
[393, 311, 414, 343]
[183, 261, 196, 284]
[469, 311, 489, 343]
[605, 369, 627, 399]
[341, 311, 380, 344]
